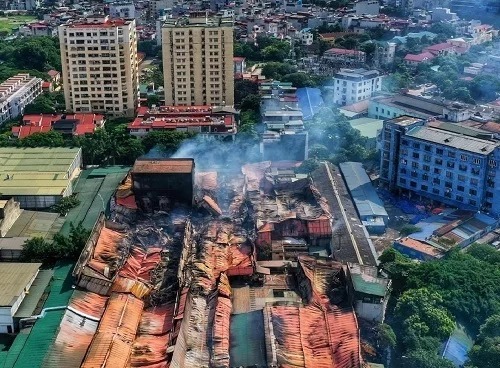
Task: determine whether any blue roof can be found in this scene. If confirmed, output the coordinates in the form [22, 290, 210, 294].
[296, 88, 324, 120]
[339, 162, 388, 219]
[442, 324, 473, 367]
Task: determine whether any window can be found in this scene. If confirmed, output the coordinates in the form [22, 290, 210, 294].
[469, 189, 477, 196]
[456, 195, 463, 202]
[413, 143, 420, 149]
[421, 185, 428, 191]
[448, 151, 456, 158]
[445, 181, 452, 188]
[433, 178, 441, 185]
[422, 173, 429, 181]
[436, 148, 444, 155]
[469, 199, 477, 206]
[489, 159, 497, 167]
[435, 158, 443, 165]
[423, 165, 430, 172]
[470, 178, 479, 186]
[413, 152, 420, 159]
[412, 161, 419, 169]
[471, 168, 480, 175]
[473, 158, 481, 165]
[445, 171, 453, 179]
[434, 168, 441, 175]
[401, 139, 408, 146]
[447, 161, 455, 169]
[486, 191, 493, 198]
[432, 188, 440, 194]
[459, 164, 467, 172]
[410, 181, 417, 188]
[424, 154, 431, 162]
[457, 185, 465, 192]
[460, 154, 468, 161]
[400, 178, 406, 184]
[424, 145, 431, 152]
[400, 168, 407, 174]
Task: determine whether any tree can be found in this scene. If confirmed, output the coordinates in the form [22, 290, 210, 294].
[396, 288, 455, 340]
[20, 237, 55, 263]
[261, 46, 288, 62]
[281, 72, 315, 88]
[262, 62, 297, 80]
[141, 130, 195, 153]
[400, 225, 422, 236]
[405, 349, 456, 368]
[51, 194, 80, 216]
[147, 94, 161, 108]
[376, 323, 397, 349]
[20, 130, 65, 147]
[137, 40, 159, 57]
[429, 23, 456, 38]
[466, 314, 500, 368]
[467, 243, 500, 265]
[240, 94, 261, 112]
[234, 79, 259, 105]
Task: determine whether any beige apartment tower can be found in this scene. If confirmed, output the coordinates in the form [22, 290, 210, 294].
[162, 15, 234, 106]
[58, 16, 139, 117]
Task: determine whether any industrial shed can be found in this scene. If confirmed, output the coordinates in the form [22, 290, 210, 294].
[339, 162, 389, 234]
[0, 147, 82, 209]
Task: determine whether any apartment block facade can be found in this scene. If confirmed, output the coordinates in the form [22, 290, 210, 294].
[59, 16, 139, 117]
[161, 15, 234, 106]
[0, 74, 42, 125]
[380, 116, 500, 215]
[332, 68, 381, 106]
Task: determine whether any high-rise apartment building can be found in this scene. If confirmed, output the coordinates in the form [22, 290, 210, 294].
[58, 16, 139, 117]
[161, 14, 234, 106]
[380, 116, 500, 216]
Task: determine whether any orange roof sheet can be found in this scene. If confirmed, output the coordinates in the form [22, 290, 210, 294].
[270, 304, 361, 368]
[88, 227, 125, 278]
[97, 293, 144, 342]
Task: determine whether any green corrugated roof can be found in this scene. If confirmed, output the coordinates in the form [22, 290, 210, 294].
[351, 273, 388, 297]
[0, 332, 29, 368]
[12, 262, 74, 368]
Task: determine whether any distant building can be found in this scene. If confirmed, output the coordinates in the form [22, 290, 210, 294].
[404, 51, 435, 66]
[296, 28, 314, 45]
[58, 16, 139, 117]
[380, 116, 500, 215]
[354, 0, 380, 15]
[0, 74, 42, 125]
[431, 7, 459, 22]
[332, 68, 381, 106]
[13, 113, 105, 138]
[0, 262, 42, 333]
[233, 56, 246, 76]
[109, 2, 136, 19]
[127, 105, 237, 138]
[161, 14, 234, 106]
[323, 48, 366, 66]
[346, 263, 391, 322]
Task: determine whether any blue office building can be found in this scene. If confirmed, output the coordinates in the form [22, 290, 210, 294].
[380, 116, 500, 216]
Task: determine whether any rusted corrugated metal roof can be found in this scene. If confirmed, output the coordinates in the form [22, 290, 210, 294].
[131, 158, 194, 174]
[81, 293, 144, 368]
[269, 304, 362, 368]
[43, 291, 108, 368]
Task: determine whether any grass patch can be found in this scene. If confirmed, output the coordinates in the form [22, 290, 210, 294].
[0, 15, 36, 34]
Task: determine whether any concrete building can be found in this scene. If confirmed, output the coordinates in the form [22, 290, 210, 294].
[354, 0, 380, 15]
[346, 263, 391, 322]
[380, 116, 500, 215]
[296, 28, 314, 46]
[13, 113, 105, 138]
[109, 2, 136, 19]
[127, 105, 237, 138]
[58, 16, 139, 117]
[323, 48, 366, 66]
[431, 7, 459, 22]
[0, 262, 41, 333]
[339, 162, 389, 234]
[161, 14, 234, 106]
[0, 147, 82, 209]
[0, 74, 42, 126]
[332, 69, 381, 106]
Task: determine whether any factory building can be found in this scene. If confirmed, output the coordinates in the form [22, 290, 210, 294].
[131, 158, 195, 211]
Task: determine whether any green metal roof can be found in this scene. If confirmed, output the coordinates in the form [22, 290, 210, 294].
[351, 273, 388, 297]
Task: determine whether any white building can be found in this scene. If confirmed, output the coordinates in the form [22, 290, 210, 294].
[332, 68, 381, 106]
[354, 0, 380, 15]
[109, 2, 136, 19]
[58, 16, 139, 117]
[0, 74, 42, 125]
[8, 0, 40, 10]
[0, 263, 41, 333]
[296, 28, 313, 46]
[431, 7, 459, 22]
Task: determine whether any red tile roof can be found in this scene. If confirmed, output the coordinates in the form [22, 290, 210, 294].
[47, 70, 60, 77]
[14, 113, 104, 138]
[404, 51, 435, 62]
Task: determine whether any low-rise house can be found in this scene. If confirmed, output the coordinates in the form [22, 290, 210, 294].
[127, 105, 237, 138]
[404, 51, 435, 66]
[13, 113, 105, 138]
[346, 263, 391, 322]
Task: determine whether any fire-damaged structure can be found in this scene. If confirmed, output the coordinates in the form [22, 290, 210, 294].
[131, 158, 195, 211]
[243, 162, 332, 260]
[48, 157, 373, 368]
